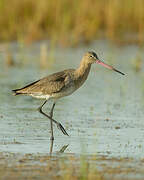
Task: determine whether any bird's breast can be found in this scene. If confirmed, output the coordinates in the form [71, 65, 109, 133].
[74, 69, 90, 90]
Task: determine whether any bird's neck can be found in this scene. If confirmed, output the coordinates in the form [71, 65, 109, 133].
[74, 58, 91, 83]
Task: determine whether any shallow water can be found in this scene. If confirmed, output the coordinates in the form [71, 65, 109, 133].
[0, 40, 144, 160]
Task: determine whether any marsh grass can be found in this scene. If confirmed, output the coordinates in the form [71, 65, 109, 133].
[40, 41, 56, 69]
[40, 43, 48, 68]
[0, 152, 143, 180]
[132, 53, 143, 72]
[0, 153, 104, 180]
[0, 0, 144, 46]
[5, 51, 14, 67]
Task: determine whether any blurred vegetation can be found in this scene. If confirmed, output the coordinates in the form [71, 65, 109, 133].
[0, 0, 144, 46]
[0, 152, 140, 180]
[132, 54, 143, 72]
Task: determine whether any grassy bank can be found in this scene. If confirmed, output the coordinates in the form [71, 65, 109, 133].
[0, 0, 144, 46]
[0, 152, 143, 180]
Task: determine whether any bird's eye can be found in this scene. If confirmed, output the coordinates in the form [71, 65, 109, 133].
[90, 55, 93, 58]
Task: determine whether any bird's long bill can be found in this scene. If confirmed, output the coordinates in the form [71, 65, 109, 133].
[97, 60, 125, 75]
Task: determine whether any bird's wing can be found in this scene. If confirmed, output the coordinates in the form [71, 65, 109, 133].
[13, 69, 74, 95]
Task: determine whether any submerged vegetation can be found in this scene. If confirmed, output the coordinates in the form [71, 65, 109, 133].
[0, 0, 144, 46]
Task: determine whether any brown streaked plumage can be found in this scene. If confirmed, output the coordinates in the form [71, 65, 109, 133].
[12, 51, 125, 140]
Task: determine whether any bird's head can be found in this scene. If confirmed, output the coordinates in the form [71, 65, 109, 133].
[84, 51, 125, 75]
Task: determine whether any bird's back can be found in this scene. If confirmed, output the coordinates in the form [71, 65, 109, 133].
[12, 69, 75, 98]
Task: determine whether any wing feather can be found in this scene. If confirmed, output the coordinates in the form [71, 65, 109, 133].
[12, 69, 74, 95]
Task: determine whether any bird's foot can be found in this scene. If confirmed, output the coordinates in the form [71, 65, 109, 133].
[57, 123, 69, 136]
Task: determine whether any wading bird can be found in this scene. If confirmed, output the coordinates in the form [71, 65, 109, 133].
[12, 51, 125, 140]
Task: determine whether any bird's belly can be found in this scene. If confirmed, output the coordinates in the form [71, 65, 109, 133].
[30, 94, 51, 100]
[52, 86, 76, 99]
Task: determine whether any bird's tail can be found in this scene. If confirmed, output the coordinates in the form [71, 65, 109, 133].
[12, 88, 25, 96]
[12, 79, 40, 96]
[12, 89, 20, 96]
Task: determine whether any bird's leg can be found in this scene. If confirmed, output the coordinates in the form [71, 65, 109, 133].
[49, 138, 54, 156]
[50, 103, 55, 118]
[49, 103, 56, 140]
[38, 100, 53, 140]
[38, 100, 69, 137]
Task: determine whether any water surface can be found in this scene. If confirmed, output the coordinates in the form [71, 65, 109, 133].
[0, 40, 144, 160]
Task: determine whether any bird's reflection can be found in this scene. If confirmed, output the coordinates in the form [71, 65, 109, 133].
[49, 140, 69, 156]
[49, 140, 54, 156]
[58, 144, 69, 154]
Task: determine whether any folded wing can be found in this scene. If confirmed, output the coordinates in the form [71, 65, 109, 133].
[12, 69, 74, 96]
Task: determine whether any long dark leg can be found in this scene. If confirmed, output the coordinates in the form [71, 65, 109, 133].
[38, 100, 69, 137]
[50, 103, 55, 118]
[49, 103, 55, 140]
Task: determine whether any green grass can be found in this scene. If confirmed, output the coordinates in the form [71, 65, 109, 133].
[0, 0, 144, 46]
